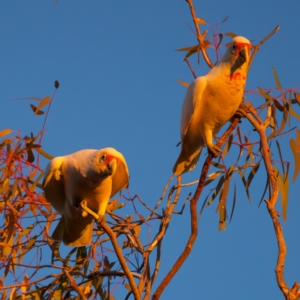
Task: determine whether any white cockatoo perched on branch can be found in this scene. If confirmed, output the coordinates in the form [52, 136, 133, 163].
[43, 148, 129, 247]
[173, 36, 252, 175]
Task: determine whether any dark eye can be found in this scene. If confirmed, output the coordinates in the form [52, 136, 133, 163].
[99, 154, 106, 162]
[232, 43, 237, 52]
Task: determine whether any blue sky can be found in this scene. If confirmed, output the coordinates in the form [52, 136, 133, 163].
[1, 1, 300, 299]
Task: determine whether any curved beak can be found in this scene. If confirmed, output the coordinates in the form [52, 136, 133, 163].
[238, 45, 250, 65]
[104, 158, 117, 176]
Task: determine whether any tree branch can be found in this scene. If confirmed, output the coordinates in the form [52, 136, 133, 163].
[246, 108, 300, 299]
[185, 0, 214, 68]
[64, 269, 88, 300]
[152, 116, 242, 299]
[101, 222, 141, 300]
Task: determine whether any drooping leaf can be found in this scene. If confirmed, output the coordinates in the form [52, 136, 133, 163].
[288, 93, 300, 120]
[176, 41, 211, 59]
[104, 256, 111, 272]
[225, 32, 237, 38]
[211, 161, 226, 169]
[35, 147, 54, 160]
[205, 171, 222, 186]
[258, 87, 273, 110]
[275, 140, 285, 175]
[290, 136, 300, 182]
[9, 287, 16, 300]
[34, 96, 51, 115]
[30, 104, 44, 115]
[220, 16, 229, 24]
[229, 179, 237, 222]
[218, 198, 226, 231]
[294, 93, 300, 105]
[275, 167, 289, 222]
[75, 246, 87, 270]
[64, 247, 77, 266]
[177, 79, 190, 88]
[196, 17, 206, 24]
[217, 169, 232, 231]
[258, 175, 270, 207]
[207, 175, 225, 206]
[272, 67, 282, 90]
[246, 161, 260, 191]
[0, 129, 13, 138]
[21, 274, 29, 300]
[238, 169, 250, 201]
[222, 133, 234, 158]
[273, 100, 284, 112]
[176, 41, 210, 52]
[27, 148, 35, 163]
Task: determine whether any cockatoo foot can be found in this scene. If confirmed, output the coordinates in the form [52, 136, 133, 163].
[207, 143, 222, 157]
[97, 215, 106, 228]
[233, 103, 249, 119]
[80, 201, 100, 219]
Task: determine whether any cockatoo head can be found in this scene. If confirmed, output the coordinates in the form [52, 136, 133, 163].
[223, 36, 252, 70]
[95, 149, 119, 177]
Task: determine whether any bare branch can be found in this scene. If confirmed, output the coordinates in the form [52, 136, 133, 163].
[185, 0, 214, 68]
[248, 26, 280, 70]
[246, 108, 300, 299]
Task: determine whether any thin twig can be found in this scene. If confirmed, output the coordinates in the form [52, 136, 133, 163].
[248, 26, 280, 70]
[184, 57, 197, 79]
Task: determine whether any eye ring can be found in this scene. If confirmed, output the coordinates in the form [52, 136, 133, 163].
[99, 154, 107, 162]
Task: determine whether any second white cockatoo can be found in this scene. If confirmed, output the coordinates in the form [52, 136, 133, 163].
[43, 148, 129, 247]
[173, 36, 252, 175]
